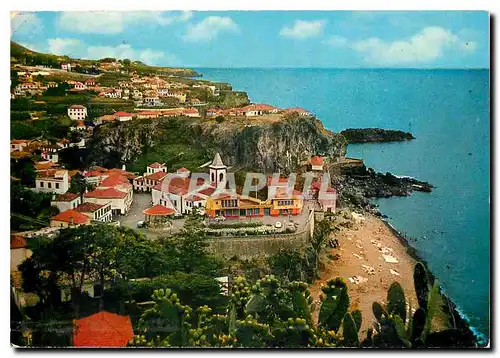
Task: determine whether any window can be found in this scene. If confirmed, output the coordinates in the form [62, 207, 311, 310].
[56, 183, 60, 189]
[93, 284, 103, 298]
[211, 173, 215, 182]
[219, 172, 224, 182]
[40, 182, 44, 187]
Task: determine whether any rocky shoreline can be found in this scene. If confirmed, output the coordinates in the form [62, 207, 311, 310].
[341, 128, 415, 143]
[333, 163, 434, 211]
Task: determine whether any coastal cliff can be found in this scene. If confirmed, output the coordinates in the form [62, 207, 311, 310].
[200, 116, 347, 172]
[88, 116, 347, 172]
[341, 128, 415, 143]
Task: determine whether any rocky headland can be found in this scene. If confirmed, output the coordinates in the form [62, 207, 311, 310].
[341, 128, 415, 143]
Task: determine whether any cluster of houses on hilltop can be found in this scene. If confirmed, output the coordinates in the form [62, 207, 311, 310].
[11, 137, 86, 164]
[206, 104, 313, 118]
[135, 153, 336, 224]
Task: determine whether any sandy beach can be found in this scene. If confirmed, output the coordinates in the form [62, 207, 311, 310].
[309, 211, 419, 335]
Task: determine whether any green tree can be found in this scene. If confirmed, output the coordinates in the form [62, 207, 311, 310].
[68, 172, 95, 199]
[310, 220, 337, 279]
[11, 157, 36, 187]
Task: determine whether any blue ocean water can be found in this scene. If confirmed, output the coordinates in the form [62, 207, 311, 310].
[199, 68, 490, 340]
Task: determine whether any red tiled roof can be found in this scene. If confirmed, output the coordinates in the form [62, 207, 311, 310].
[11, 235, 27, 249]
[145, 171, 168, 181]
[182, 108, 199, 114]
[143, 204, 175, 216]
[73, 311, 134, 347]
[176, 167, 189, 173]
[51, 209, 90, 224]
[54, 192, 79, 202]
[147, 162, 166, 169]
[310, 156, 324, 166]
[84, 188, 127, 199]
[75, 202, 104, 213]
[69, 105, 86, 109]
[35, 161, 57, 171]
[11, 139, 28, 144]
[100, 175, 129, 187]
[114, 111, 134, 117]
[241, 104, 277, 112]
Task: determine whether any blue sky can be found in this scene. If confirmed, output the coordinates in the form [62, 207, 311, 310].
[10, 11, 489, 68]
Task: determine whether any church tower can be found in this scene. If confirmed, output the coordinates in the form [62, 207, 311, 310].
[209, 152, 227, 188]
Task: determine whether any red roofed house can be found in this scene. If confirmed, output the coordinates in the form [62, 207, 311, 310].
[35, 170, 69, 194]
[11, 235, 31, 272]
[73, 82, 88, 91]
[310, 156, 324, 171]
[84, 187, 131, 215]
[51, 192, 82, 212]
[113, 111, 134, 122]
[309, 181, 337, 213]
[68, 105, 87, 121]
[136, 111, 160, 119]
[84, 79, 96, 87]
[73, 311, 134, 347]
[133, 162, 168, 192]
[11, 139, 28, 152]
[241, 104, 279, 117]
[143, 204, 175, 223]
[182, 107, 200, 118]
[283, 107, 312, 117]
[75, 202, 113, 222]
[50, 209, 91, 228]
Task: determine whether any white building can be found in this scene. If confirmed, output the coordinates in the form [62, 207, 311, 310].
[41, 150, 59, 164]
[75, 202, 113, 222]
[143, 97, 162, 107]
[68, 105, 87, 121]
[209, 152, 227, 188]
[113, 112, 134, 122]
[61, 63, 72, 71]
[51, 192, 82, 212]
[84, 188, 132, 215]
[35, 170, 70, 194]
[73, 82, 87, 91]
[11, 140, 28, 152]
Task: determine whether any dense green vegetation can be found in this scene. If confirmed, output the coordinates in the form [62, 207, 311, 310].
[124, 118, 210, 173]
[12, 206, 476, 348]
[124, 262, 474, 348]
[10, 181, 58, 231]
[11, 117, 73, 140]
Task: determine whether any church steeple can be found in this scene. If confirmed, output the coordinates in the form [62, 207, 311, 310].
[209, 152, 227, 187]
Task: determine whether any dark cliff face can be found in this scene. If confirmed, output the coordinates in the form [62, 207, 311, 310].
[88, 117, 347, 173]
[201, 117, 347, 172]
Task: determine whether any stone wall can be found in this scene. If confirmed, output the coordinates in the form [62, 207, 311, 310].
[206, 210, 315, 259]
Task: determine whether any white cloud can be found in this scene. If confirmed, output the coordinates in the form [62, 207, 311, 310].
[182, 16, 239, 42]
[11, 12, 43, 35]
[352, 27, 477, 65]
[38, 38, 175, 66]
[280, 20, 326, 39]
[326, 35, 348, 47]
[58, 11, 192, 34]
[86, 44, 172, 66]
[47, 38, 83, 56]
